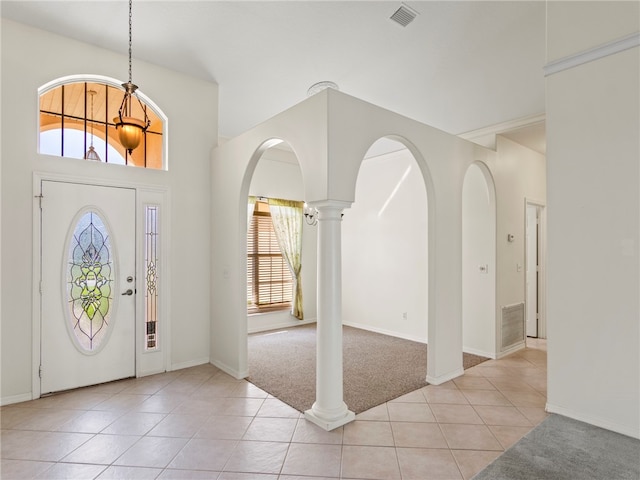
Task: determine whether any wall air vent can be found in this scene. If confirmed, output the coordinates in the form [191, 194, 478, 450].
[501, 302, 525, 351]
[390, 4, 418, 27]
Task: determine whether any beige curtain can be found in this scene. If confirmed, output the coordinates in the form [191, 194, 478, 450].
[268, 198, 304, 319]
[247, 196, 256, 228]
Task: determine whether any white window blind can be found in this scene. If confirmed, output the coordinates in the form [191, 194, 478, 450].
[247, 202, 293, 312]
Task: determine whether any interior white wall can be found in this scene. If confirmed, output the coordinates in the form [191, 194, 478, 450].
[546, 1, 639, 438]
[462, 163, 496, 357]
[1, 19, 217, 403]
[247, 146, 318, 332]
[493, 136, 546, 353]
[546, 1, 639, 60]
[342, 147, 428, 343]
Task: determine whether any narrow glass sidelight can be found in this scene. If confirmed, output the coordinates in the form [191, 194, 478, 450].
[67, 211, 113, 352]
[144, 205, 159, 350]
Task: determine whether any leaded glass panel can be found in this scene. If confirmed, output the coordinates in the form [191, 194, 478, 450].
[145, 205, 159, 350]
[67, 211, 113, 352]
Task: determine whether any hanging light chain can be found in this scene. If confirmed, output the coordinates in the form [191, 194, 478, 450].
[115, 0, 150, 156]
[128, 0, 133, 84]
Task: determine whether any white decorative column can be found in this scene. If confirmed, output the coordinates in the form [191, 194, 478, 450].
[304, 200, 355, 430]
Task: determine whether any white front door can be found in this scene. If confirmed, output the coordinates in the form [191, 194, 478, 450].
[40, 181, 136, 394]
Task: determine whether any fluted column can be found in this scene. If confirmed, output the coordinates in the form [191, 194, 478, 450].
[304, 200, 355, 430]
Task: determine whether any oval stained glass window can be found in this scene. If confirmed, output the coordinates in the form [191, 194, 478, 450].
[66, 211, 113, 352]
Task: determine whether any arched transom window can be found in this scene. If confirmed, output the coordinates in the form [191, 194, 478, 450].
[39, 79, 165, 169]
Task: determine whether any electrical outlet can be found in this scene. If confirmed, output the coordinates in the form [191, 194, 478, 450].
[402, 312, 408, 320]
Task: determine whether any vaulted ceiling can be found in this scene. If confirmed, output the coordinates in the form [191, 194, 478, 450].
[1, 1, 547, 152]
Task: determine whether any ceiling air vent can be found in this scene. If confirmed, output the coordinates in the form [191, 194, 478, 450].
[390, 4, 418, 27]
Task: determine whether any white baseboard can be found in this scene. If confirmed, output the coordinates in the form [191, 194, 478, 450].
[248, 317, 317, 334]
[137, 367, 167, 378]
[546, 402, 640, 440]
[463, 346, 496, 359]
[497, 341, 525, 359]
[170, 357, 210, 372]
[426, 367, 464, 385]
[1, 392, 34, 406]
[210, 358, 248, 380]
[343, 321, 427, 344]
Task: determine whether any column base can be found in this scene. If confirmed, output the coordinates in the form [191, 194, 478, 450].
[304, 407, 355, 431]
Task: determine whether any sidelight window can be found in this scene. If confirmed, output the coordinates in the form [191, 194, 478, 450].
[144, 205, 159, 350]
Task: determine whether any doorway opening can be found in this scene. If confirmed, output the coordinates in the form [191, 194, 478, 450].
[462, 162, 497, 358]
[526, 202, 546, 338]
[342, 138, 428, 344]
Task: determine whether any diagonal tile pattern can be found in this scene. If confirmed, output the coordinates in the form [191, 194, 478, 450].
[1, 338, 547, 479]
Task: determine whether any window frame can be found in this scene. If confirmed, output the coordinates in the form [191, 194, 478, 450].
[247, 201, 294, 314]
[37, 74, 168, 170]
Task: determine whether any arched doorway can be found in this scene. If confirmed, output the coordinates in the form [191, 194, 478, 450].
[462, 162, 497, 358]
[342, 137, 428, 343]
[244, 141, 316, 333]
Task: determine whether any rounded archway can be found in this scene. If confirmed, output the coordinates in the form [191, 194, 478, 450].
[342, 137, 429, 342]
[244, 140, 317, 333]
[462, 161, 497, 358]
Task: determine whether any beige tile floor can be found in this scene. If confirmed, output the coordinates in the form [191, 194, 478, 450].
[1, 338, 547, 479]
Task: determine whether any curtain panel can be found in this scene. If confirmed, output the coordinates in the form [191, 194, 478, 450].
[247, 196, 256, 228]
[267, 198, 304, 319]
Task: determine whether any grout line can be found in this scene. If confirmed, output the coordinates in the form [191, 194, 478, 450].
[2, 349, 549, 479]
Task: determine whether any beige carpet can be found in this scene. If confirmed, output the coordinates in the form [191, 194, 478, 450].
[247, 323, 488, 414]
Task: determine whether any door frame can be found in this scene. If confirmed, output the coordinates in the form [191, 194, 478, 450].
[525, 203, 538, 337]
[32, 172, 170, 398]
[524, 198, 547, 339]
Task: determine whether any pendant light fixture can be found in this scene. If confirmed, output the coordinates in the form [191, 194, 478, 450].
[85, 89, 101, 161]
[114, 0, 150, 155]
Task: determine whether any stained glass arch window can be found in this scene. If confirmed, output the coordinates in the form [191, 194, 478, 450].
[65, 209, 116, 353]
[38, 75, 166, 169]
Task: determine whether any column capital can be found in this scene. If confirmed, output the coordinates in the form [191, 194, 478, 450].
[307, 199, 352, 210]
[308, 200, 352, 220]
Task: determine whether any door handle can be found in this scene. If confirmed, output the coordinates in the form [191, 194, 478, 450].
[121, 289, 134, 296]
